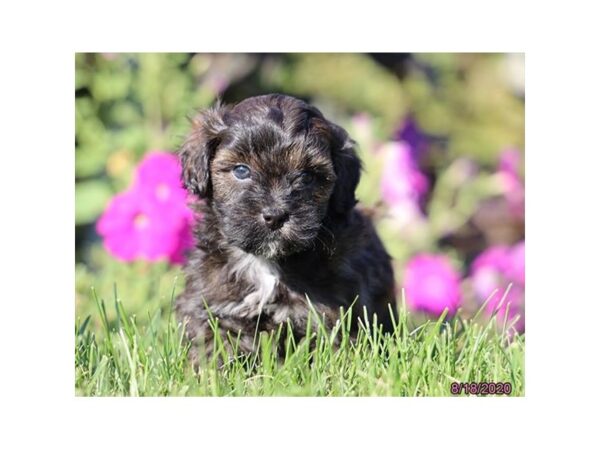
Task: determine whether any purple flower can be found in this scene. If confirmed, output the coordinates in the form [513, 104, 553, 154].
[96, 151, 196, 264]
[471, 242, 525, 332]
[403, 254, 462, 316]
[395, 116, 429, 162]
[380, 142, 429, 223]
[499, 150, 518, 175]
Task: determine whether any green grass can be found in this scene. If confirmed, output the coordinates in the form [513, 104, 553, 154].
[75, 253, 524, 396]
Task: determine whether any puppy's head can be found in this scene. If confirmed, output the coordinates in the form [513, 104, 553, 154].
[180, 94, 361, 259]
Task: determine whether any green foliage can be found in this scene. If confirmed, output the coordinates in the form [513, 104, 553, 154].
[75, 179, 113, 224]
[270, 54, 407, 133]
[406, 54, 524, 164]
[75, 53, 221, 224]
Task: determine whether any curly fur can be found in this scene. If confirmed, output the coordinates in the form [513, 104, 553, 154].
[176, 94, 396, 366]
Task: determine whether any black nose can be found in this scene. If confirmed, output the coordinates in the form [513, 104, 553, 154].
[262, 208, 289, 230]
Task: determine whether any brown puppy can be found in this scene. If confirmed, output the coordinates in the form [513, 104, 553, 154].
[176, 94, 395, 365]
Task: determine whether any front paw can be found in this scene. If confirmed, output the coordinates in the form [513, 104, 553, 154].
[229, 292, 268, 318]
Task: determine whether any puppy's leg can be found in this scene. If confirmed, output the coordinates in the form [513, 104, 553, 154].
[265, 286, 341, 343]
[176, 296, 257, 370]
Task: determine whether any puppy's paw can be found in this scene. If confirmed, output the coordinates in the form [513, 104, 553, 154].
[230, 292, 268, 318]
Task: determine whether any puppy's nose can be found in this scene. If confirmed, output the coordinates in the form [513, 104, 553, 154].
[262, 208, 289, 230]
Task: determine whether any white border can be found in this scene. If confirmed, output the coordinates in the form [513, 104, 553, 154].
[2, 1, 600, 448]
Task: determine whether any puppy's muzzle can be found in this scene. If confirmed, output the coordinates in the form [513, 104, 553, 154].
[261, 207, 289, 231]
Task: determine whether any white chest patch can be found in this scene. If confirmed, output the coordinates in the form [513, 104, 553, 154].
[225, 250, 280, 318]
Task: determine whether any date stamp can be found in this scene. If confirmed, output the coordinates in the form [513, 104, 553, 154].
[450, 382, 513, 396]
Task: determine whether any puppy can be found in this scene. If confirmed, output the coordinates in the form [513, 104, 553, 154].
[176, 94, 396, 365]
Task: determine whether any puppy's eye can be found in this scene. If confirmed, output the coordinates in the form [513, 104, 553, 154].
[298, 171, 315, 185]
[232, 165, 251, 180]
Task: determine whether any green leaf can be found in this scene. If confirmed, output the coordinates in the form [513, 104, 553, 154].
[76, 180, 113, 225]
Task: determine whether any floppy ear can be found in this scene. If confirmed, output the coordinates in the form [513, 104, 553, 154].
[326, 122, 362, 217]
[179, 105, 228, 198]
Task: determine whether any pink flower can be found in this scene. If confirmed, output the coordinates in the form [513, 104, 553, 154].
[380, 142, 429, 224]
[403, 254, 462, 316]
[96, 151, 195, 264]
[497, 149, 525, 219]
[350, 113, 375, 147]
[471, 242, 525, 332]
[133, 151, 189, 206]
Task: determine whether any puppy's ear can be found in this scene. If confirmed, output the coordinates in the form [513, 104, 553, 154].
[327, 122, 362, 216]
[179, 105, 228, 198]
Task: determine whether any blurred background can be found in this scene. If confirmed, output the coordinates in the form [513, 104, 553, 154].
[75, 53, 525, 332]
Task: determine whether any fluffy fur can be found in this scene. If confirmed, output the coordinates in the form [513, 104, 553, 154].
[176, 94, 396, 365]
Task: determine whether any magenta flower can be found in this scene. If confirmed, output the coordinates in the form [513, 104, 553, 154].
[133, 151, 189, 207]
[96, 151, 195, 264]
[471, 241, 525, 332]
[403, 254, 462, 316]
[380, 142, 429, 223]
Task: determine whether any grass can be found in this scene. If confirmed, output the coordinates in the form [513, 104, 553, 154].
[75, 253, 525, 396]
